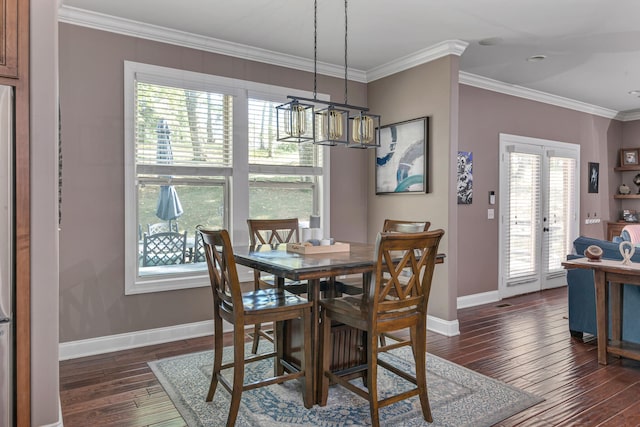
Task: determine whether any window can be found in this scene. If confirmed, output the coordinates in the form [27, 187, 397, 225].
[248, 97, 323, 221]
[124, 62, 329, 294]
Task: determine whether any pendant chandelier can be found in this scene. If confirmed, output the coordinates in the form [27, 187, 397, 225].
[276, 0, 381, 148]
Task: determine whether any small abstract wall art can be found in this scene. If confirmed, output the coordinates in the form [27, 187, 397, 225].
[588, 162, 599, 193]
[457, 151, 473, 204]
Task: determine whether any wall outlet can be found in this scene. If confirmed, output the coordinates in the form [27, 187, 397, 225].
[488, 209, 495, 220]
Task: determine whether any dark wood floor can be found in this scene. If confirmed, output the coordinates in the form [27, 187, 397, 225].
[59, 287, 640, 426]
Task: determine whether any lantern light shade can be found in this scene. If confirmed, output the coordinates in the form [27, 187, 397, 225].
[348, 112, 381, 148]
[315, 106, 349, 146]
[276, 99, 315, 143]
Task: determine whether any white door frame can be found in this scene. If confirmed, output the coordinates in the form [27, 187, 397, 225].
[498, 133, 580, 299]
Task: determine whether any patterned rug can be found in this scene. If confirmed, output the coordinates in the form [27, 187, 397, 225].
[149, 343, 543, 427]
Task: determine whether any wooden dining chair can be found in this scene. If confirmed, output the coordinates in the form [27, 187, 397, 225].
[247, 218, 306, 352]
[141, 231, 187, 266]
[318, 229, 444, 427]
[198, 227, 313, 427]
[379, 218, 431, 346]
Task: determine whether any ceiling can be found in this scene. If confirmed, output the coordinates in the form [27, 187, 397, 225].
[59, 0, 640, 116]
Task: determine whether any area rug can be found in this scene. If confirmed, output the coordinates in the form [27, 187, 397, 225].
[149, 343, 543, 427]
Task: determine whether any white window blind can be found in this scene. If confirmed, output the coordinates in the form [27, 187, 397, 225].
[546, 156, 576, 274]
[135, 81, 233, 175]
[247, 98, 320, 171]
[247, 97, 322, 221]
[505, 151, 541, 280]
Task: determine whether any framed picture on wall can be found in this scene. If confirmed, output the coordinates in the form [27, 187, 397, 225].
[621, 148, 639, 166]
[375, 117, 428, 194]
[588, 162, 599, 193]
[457, 151, 473, 203]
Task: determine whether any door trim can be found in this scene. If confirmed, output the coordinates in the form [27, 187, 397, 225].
[498, 133, 580, 299]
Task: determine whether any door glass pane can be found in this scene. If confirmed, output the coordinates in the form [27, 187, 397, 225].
[506, 152, 541, 280]
[546, 156, 577, 273]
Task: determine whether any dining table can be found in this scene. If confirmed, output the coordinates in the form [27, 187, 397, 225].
[233, 241, 445, 403]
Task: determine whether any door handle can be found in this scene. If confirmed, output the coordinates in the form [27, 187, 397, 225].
[543, 227, 550, 232]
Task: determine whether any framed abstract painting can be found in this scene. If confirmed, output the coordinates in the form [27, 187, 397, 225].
[375, 117, 428, 194]
[457, 151, 473, 204]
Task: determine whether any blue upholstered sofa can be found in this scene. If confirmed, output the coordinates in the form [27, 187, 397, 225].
[568, 236, 640, 343]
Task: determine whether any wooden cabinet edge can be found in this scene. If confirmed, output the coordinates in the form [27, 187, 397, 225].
[0, 0, 19, 78]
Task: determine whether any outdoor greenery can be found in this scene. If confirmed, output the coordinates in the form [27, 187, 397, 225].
[139, 185, 313, 239]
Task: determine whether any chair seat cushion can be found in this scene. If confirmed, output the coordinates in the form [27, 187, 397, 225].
[242, 288, 311, 312]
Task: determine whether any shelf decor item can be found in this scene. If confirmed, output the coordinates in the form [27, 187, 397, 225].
[584, 245, 603, 262]
[619, 241, 635, 265]
[623, 209, 639, 222]
[621, 148, 640, 166]
[634, 173, 640, 193]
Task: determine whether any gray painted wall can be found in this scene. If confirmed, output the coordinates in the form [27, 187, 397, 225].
[457, 84, 625, 297]
[366, 57, 459, 322]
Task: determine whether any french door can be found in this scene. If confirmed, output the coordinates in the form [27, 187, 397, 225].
[499, 134, 580, 298]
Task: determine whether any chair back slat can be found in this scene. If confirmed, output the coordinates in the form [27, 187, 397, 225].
[367, 230, 444, 326]
[248, 218, 300, 246]
[147, 221, 179, 235]
[382, 219, 431, 233]
[192, 226, 206, 263]
[142, 231, 187, 266]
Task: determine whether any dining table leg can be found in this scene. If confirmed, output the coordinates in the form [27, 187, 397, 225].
[275, 276, 285, 377]
[306, 278, 322, 403]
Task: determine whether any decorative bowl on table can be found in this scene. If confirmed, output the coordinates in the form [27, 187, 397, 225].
[584, 245, 603, 262]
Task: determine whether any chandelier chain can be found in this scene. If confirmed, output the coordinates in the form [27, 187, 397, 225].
[344, 0, 348, 105]
[313, 0, 318, 100]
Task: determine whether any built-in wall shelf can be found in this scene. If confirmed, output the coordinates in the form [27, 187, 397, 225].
[614, 166, 640, 172]
[614, 194, 640, 199]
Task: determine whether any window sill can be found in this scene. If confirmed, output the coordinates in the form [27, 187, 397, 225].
[125, 263, 254, 295]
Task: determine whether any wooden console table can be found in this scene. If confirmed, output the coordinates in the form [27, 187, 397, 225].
[562, 257, 640, 365]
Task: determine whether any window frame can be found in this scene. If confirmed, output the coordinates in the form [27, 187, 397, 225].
[124, 61, 331, 295]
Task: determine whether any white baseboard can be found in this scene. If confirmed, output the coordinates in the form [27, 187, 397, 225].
[60, 314, 460, 360]
[59, 319, 219, 361]
[457, 290, 501, 310]
[427, 315, 460, 337]
[39, 403, 64, 427]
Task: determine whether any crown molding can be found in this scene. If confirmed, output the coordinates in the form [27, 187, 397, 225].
[57, 5, 368, 83]
[57, 5, 640, 122]
[619, 110, 640, 122]
[366, 40, 469, 82]
[459, 71, 623, 120]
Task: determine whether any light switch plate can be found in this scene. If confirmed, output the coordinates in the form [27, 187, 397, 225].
[488, 209, 495, 220]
